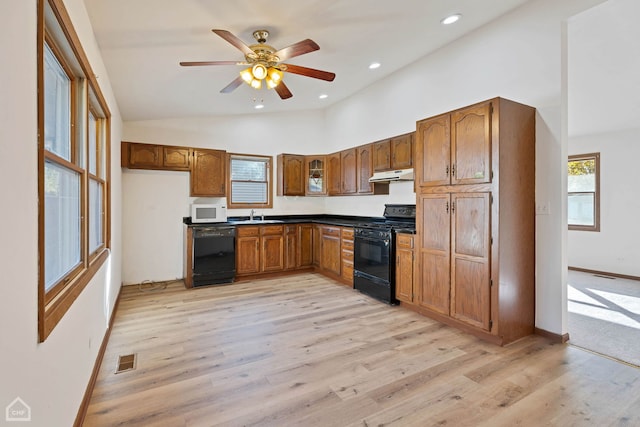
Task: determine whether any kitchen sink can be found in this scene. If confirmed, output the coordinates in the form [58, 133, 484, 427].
[228, 219, 284, 225]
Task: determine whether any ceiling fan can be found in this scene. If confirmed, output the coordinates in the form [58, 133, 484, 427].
[180, 29, 336, 100]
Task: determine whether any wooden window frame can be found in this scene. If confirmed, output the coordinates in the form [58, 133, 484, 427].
[227, 153, 273, 209]
[568, 152, 600, 232]
[38, 0, 112, 341]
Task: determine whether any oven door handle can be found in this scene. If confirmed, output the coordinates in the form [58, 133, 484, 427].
[357, 236, 390, 246]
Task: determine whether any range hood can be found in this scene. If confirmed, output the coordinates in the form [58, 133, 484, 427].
[369, 168, 414, 183]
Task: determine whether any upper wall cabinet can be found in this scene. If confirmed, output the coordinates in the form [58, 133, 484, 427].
[277, 154, 305, 196]
[122, 141, 191, 171]
[416, 103, 491, 187]
[340, 148, 358, 194]
[305, 155, 327, 196]
[373, 132, 414, 172]
[327, 152, 342, 196]
[190, 149, 226, 197]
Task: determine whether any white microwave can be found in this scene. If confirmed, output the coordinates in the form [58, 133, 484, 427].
[190, 203, 227, 223]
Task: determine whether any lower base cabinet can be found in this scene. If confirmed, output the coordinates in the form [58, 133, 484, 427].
[236, 225, 284, 276]
[320, 225, 342, 277]
[341, 228, 354, 285]
[395, 233, 414, 303]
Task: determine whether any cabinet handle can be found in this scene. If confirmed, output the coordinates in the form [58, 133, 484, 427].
[446, 165, 449, 177]
[446, 201, 449, 213]
[452, 164, 455, 177]
[451, 201, 455, 213]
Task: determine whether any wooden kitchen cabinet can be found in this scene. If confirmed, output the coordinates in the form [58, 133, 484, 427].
[305, 155, 327, 196]
[414, 97, 536, 345]
[341, 227, 354, 286]
[357, 144, 374, 194]
[320, 225, 341, 277]
[277, 154, 305, 196]
[416, 102, 491, 187]
[395, 233, 414, 303]
[297, 223, 314, 268]
[190, 148, 226, 197]
[122, 142, 191, 171]
[390, 132, 414, 170]
[284, 225, 298, 270]
[312, 224, 321, 266]
[372, 132, 414, 172]
[327, 152, 341, 196]
[236, 225, 284, 276]
[340, 148, 357, 194]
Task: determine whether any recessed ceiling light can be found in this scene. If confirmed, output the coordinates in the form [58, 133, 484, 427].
[368, 62, 381, 70]
[319, 94, 328, 99]
[254, 104, 264, 110]
[441, 13, 462, 25]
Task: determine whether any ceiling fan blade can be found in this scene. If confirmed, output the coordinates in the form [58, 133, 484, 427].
[282, 64, 336, 82]
[212, 29, 254, 56]
[180, 60, 241, 67]
[220, 76, 244, 94]
[275, 81, 293, 99]
[274, 39, 319, 61]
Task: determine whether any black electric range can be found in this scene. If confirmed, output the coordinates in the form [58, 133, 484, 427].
[353, 204, 416, 304]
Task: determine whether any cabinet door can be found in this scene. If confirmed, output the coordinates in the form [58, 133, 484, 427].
[451, 102, 492, 185]
[320, 227, 341, 276]
[373, 140, 391, 171]
[356, 144, 374, 194]
[236, 236, 260, 275]
[129, 143, 161, 168]
[278, 154, 305, 196]
[450, 192, 491, 330]
[163, 146, 191, 170]
[312, 225, 321, 266]
[305, 155, 327, 196]
[297, 224, 314, 268]
[416, 114, 450, 187]
[262, 234, 284, 272]
[340, 148, 357, 194]
[327, 153, 341, 195]
[191, 149, 226, 196]
[284, 225, 297, 270]
[395, 233, 414, 303]
[391, 133, 414, 169]
[416, 194, 451, 314]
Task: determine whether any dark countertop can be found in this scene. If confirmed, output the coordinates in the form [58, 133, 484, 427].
[185, 214, 384, 228]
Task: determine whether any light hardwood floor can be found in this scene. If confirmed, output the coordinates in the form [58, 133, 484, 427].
[84, 273, 640, 426]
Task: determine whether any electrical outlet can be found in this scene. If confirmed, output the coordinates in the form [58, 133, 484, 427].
[536, 202, 550, 215]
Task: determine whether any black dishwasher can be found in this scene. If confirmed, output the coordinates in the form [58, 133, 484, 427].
[192, 226, 236, 286]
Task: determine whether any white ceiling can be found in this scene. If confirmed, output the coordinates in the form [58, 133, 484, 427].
[84, 0, 532, 121]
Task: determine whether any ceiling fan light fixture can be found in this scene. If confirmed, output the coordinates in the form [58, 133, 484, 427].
[250, 78, 262, 89]
[267, 67, 283, 82]
[252, 63, 268, 80]
[266, 77, 279, 89]
[240, 67, 253, 84]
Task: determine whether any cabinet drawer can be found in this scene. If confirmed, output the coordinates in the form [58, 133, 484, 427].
[396, 233, 414, 249]
[321, 226, 341, 237]
[285, 225, 297, 234]
[341, 239, 354, 250]
[342, 261, 354, 281]
[342, 249, 354, 261]
[261, 225, 284, 235]
[341, 228, 354, 239]
[236, 226, 260, 237]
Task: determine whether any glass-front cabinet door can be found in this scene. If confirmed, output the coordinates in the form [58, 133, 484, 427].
[305, 155, 327, 195]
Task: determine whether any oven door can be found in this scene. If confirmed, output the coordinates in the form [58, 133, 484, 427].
[353, 234, 391, 283]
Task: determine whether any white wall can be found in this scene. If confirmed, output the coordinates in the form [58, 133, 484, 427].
[568, 129, 640, 276]
[0, 1, 122, 426]
[567, 0, 640, 277]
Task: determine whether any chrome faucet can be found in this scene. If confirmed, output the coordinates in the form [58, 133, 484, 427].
[250, 209, 255, 220]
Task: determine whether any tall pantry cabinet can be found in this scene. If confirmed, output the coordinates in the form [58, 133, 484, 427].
[414, 97, 536, 345]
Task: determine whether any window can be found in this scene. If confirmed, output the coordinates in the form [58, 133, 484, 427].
[568, 153, 600, 231]
[38, 0, 111, 341]
[228, 154, 273, 208]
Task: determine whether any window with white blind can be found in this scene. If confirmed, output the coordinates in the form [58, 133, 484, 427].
[568, 152, 600, 232]
[228, 154, 273, 208]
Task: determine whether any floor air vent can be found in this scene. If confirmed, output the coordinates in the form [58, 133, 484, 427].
[116, 353, 136, 373]
[593, 274, 616, 280]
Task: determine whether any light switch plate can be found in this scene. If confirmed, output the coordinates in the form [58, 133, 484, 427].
[536, 201, 550, 215]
